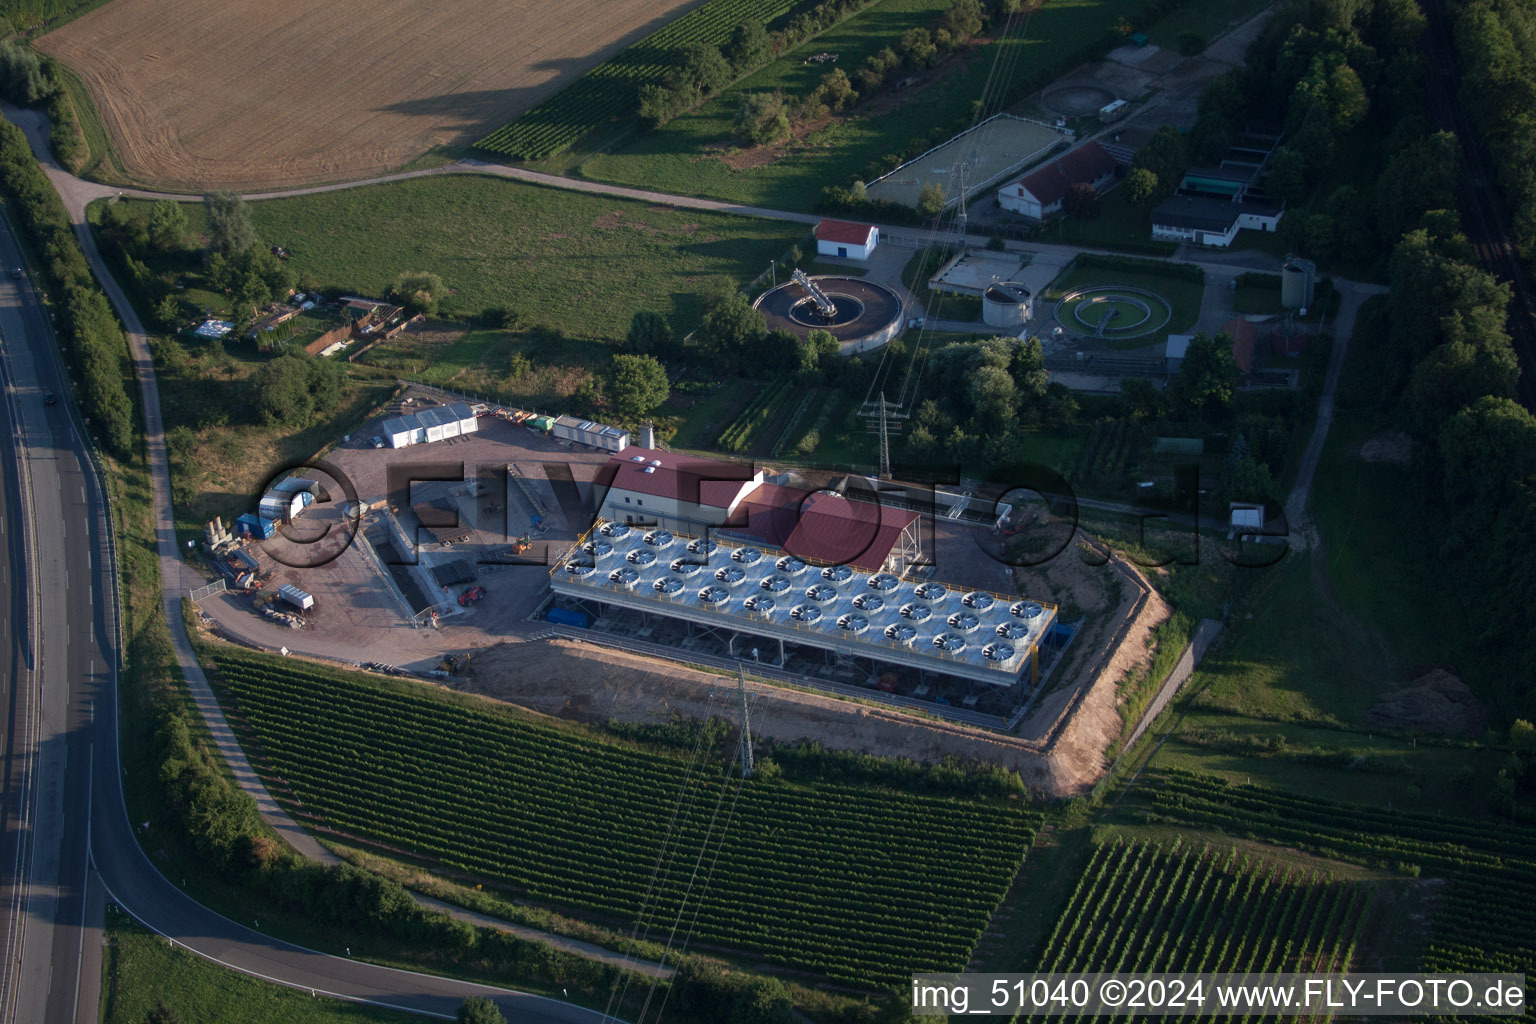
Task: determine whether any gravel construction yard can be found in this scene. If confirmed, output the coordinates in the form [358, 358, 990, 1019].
[195, 398, 618, 667]
[36, 0, 702, 189]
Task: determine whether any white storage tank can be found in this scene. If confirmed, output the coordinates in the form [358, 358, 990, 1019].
[1281, 256, 1315, 310]
[982, 282, 1032, 330]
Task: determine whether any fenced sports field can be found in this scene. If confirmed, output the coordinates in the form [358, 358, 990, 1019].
[866, 113, 1066, 209]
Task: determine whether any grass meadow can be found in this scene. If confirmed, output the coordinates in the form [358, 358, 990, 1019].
[128, 176, 804, 342]
[1031, 186, 1179, 256]
[102, 911, 416, 1024]
[578, 0, 1143, 209]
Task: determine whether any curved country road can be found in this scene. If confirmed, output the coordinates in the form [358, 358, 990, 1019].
[0, 107, 654, 1022]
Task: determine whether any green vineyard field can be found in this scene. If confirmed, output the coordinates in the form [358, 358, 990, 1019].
[1023, 839, 1368, 1022]
[1141, 769, 1536, 1023]
[477, 0, 800, 161]
[208, 649, 1040, 985]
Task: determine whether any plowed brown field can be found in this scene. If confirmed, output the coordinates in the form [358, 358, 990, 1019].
[36, 0, 699, 190]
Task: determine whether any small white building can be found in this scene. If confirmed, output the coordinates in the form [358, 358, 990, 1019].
[1151, 196, 1282, 248]
[259, 477, 315, 523]
[382, 415, 419, 449]
[814, 219, 879, 261]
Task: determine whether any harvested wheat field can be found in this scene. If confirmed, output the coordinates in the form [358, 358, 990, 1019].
[36, 0, 699, 190]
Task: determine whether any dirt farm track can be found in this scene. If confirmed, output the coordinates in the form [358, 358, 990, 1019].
[36, 0, 701, 190]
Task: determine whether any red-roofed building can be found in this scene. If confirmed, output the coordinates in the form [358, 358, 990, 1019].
[1223, 318, 1256, 373]
[814, 219, 880, 260]
[726, 484, 921, 573]
[597, 449, 922, 571]
[996, 141, 1120, 220]
[599, 448, 763, 532]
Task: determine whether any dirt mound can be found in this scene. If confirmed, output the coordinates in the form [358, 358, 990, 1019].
[1365, 669, 1487, 737]
[468, 638, 1071, 787]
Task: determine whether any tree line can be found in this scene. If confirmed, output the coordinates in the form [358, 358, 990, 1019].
[1454, 0, 1536, 277]
[0, 38, 88, 172]
[1281, 0, 1536, 807]
[0, 114, 134, 453]
[1142, 0, 1435, 270]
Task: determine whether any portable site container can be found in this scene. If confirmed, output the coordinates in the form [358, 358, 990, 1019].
[259, 490, 306, 522]
[235, 513, 276, 539]
[278, 584, 314, 611]
[551, 415, 630, 452]
[382, 415, 419, 449]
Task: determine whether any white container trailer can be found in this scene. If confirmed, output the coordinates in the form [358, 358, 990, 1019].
[278, 584, 314, 611]
[417, 406, 452, 443]
[447, 402, 479, 437]
[382, 415, 419, 449]
[553, 415, 630, 452]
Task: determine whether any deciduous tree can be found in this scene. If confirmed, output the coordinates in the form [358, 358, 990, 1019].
[1125, 167, 1160, 218]
[147, 200, 188, 252]
[607, 353, 670, 419]
[625, 310, 672, 356]
[917, 182, 945, 217]
[389, 270, 445, 314]
[203, 191, 257, 256]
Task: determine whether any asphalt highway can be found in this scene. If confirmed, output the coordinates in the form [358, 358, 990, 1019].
[0, 210, 632, 1022]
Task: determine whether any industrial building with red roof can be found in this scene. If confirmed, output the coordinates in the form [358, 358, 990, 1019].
[598, 449, 921, 574]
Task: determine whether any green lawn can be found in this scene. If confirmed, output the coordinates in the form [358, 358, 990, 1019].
[354, 326, 608, 410]
[661, 376, 758, 449]
[579, 0, 1145, 209]
[102, 911, 417, 1024]
[122, 176, 804, 342]
[1036, 186, 1178, 256]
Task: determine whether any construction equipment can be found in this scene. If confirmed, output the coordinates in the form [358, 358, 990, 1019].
[509, 534, 532, 555]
